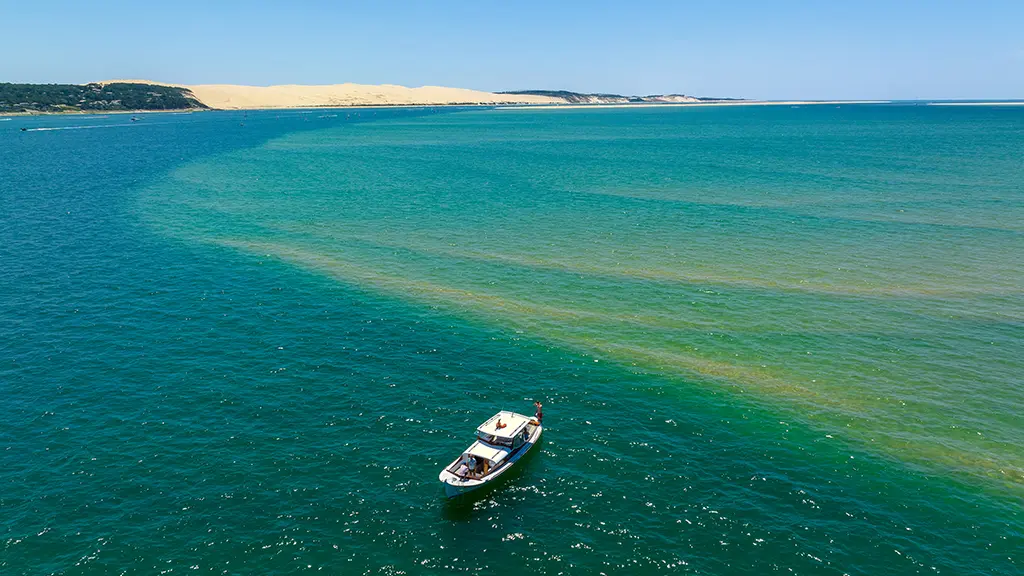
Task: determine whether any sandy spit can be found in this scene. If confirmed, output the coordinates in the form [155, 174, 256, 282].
[926, 101, 1024, 106]
[497, 100, 891, 110]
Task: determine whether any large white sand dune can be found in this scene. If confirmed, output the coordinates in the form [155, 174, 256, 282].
[102, 80, 561, 109]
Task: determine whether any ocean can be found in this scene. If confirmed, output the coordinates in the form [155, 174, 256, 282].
[1, 104, 1021, 574]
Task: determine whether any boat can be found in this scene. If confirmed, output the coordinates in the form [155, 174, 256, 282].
[439, 410, 542, 498]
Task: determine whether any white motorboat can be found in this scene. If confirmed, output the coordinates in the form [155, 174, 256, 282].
[439, 410, 542, 498]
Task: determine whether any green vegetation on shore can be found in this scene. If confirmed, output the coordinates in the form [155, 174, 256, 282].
[501, 89, 634, 103]
[0, 82, 207, 113]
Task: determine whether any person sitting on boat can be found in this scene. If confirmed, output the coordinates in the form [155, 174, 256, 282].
[530, 400, 543, 425]
[495, 418, 507, 430]
[456, 457, 471, 478]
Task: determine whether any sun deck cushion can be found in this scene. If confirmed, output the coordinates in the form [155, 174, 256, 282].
[476, 411, 531, 440]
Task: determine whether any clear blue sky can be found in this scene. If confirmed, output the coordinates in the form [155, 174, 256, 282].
[2, 0, 1022, 99]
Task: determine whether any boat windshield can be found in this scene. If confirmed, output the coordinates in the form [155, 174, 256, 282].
[476, 431, 513, 447]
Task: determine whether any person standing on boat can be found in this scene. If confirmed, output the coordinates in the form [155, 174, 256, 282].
[531, 400, 543, 425]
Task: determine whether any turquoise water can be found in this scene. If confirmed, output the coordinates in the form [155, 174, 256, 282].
[1, 105, 1021, 574]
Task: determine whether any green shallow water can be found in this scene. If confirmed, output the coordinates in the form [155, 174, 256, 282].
[1, 105, 1022, 574]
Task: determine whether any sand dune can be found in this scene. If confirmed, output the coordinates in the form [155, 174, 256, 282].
[102, 80, 561, 109]
[99, 80, 893, 111]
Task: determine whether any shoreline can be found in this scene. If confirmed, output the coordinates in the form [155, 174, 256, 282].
[0, 108, 208, 117]
[498, 100, 891, 110]
[0, 101, 539, 117]
[927, 101, 1024, 106]
[2, 100, 889, 118]
[10, 99, 1024, 118]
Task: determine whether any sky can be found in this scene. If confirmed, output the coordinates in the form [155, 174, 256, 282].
[1, 0, 1022, 100]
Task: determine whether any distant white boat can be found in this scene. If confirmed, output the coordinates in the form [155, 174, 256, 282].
[439, 410, 542, 498]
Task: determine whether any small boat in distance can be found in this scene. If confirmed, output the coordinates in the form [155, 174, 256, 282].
[439, 410, 542, 498]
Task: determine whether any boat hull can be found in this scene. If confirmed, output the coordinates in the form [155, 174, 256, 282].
[444, 480, 481, 498]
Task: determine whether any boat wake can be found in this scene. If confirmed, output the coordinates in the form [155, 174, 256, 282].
[21, 122, 174, 132]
